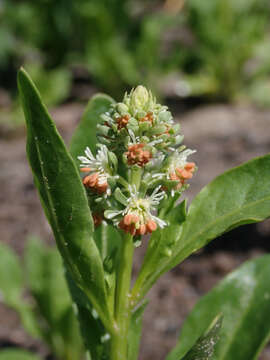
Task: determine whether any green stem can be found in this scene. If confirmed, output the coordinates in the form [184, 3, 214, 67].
[131, 166, 142, 190]
[110, 233, 134, 360]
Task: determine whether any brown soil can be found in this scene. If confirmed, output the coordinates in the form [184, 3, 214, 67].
[0, 103, 270, 359]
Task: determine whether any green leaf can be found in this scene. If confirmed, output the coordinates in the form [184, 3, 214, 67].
[171, 153, 270, 268]
[25, 237, 83, 359]
[128, 301, 148, 360]
[167, 255, 270, 360]
[180, 315, 222, 360]
[25, 237, 71, 326]
[70, 93, 114, 159]
[132, 154, 270, 302]
[0, 349, 41, 360]
[18, 68, 114, 334]
[0, 243, 40, 337]
[0, 243, 23, 305]
[66, 273, 108, 360]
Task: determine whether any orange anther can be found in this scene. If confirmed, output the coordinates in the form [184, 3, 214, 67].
[83, 175, 92, 186]
[175, 168, 183, 178]
[146, 220, 157, 233]
[80, 167, 91, 172]
[139, 224, 146, 235]
[126, 143, 152, 167]
[87, 173, 99, 187]
[117, 114, 130, 130]
[181, 169, 193, 179]
[123, 214, 133, 226]
[185, 162, 195, 171]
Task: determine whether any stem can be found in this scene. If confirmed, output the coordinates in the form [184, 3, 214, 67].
[131, 166, 142, 190]
[110, 233, 134, 360]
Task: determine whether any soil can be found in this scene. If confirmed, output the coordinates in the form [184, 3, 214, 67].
[0, 102, 270, 359]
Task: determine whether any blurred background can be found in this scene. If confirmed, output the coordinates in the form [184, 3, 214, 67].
[0, 0, 270, 359]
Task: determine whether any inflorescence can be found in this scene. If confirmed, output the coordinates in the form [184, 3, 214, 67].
[78, 86, 196, 240]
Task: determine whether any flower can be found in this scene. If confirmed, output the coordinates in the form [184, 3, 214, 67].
[78, 145, 112, 195]
[116, 186, 166, 236]
[168, 149, 196, 190]
[78, 85, 197, 243]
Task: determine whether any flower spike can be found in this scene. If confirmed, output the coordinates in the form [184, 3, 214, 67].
[78, 85, 197, 242]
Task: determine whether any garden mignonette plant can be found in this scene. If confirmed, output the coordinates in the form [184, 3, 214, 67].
[2, 68, 270, 360]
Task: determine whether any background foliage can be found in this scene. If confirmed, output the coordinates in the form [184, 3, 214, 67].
[1, 0, 270, 114]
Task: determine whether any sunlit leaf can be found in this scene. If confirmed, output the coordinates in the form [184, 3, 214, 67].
[132, 154, 270, 302]
[18, 68, 114, 333]
[167, 255, 270, 360]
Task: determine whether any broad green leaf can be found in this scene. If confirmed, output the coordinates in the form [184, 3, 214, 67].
[70, 93, 114, 159]
[132, 154, 270, 302]
[167, 255, 270, 360]
[128, 301, 148, 360]
[0, 349, 41, 360]
[18, 68, 114, 333]
[0, 243, 40, 337]
[180, 315, 222, 360]
[172, 154, 270, 268]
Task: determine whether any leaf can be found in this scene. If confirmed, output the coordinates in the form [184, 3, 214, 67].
[18, 68, 114, 333]
[128, 301, 148, 360]
[132, 154, 270, 302]
[24, 237, 83, 360]
[69, 93, 114, 159]
[57, 307, 85, 360]
[0, 349, 41, 360]
[180, 315, 222, 360]
[0, 243, 40, 337]
[25, 237, 71, 326]
[0, 243, 23, 305]
[66, 272, 108, 360]
[167, 255, 270, 360]
[171, 153, 270, 267]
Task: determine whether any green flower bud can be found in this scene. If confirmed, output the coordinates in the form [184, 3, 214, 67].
[130, 86, 149, 111]
[116, 102, 129, 115]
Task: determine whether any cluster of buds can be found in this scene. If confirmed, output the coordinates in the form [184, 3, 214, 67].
[82, 169, 108, 194]
[78, 86, 196, 238]
[126, 143, 152, 167]
[118, 215, 157, 236]
[116, 114, 130, 130]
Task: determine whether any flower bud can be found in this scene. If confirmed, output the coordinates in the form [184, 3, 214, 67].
[130, 86, 149, 112]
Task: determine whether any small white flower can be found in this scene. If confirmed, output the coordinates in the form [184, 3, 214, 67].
[78, 145, 112, 195]
[168, 149, 196, 175]
[113, 185, 167, 235]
